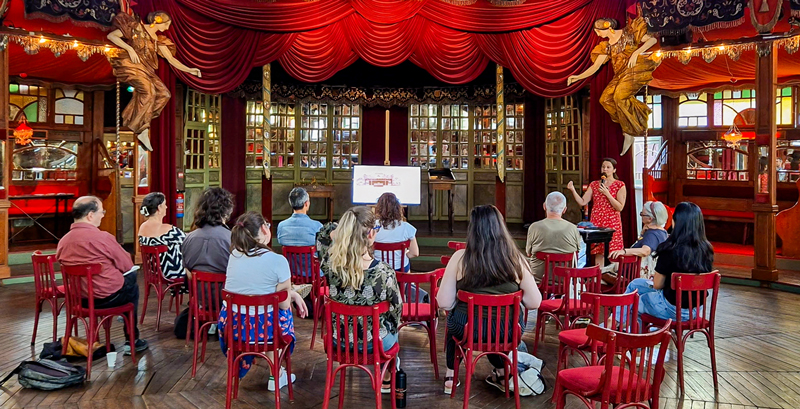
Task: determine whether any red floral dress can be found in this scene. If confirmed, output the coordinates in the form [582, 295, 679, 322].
[589, 179, 624, 255]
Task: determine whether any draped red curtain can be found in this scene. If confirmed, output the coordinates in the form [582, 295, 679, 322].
[221, 96, 247, 220]
[130, 0, 619, 97]
[149, 64, 178, 226]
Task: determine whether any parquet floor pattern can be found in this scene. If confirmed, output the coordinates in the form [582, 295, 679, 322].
[1, 280, 799, 409]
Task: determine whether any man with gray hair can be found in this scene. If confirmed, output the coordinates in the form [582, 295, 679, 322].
[525, 191, 582, 283]
[277, 187, 324, 247]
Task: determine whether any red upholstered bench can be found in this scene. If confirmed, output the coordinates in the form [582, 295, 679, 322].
[701, 209, 754, 245]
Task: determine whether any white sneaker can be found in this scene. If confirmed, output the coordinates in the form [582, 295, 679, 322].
[208, 323, 217, 335]
[268, 371, 296, 391]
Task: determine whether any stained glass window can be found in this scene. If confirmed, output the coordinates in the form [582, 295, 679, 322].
[9, 84, 48, 123]
[635, 94, 662, 129]
[54, 88, 85, 125]
[245, 101, 265, 168]
[678, 93, 708, 127]
[410, 104, 438, 169]
[473, 104, 497, 169]
[712, 88, 793, 126]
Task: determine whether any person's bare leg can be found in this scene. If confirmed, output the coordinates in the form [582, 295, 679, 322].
[594, 253, 605, 267]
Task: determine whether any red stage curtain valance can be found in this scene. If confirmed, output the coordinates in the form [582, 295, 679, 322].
[129, 0, 623, 97]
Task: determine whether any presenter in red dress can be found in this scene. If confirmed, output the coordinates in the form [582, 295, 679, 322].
[567, 158, 626, 266]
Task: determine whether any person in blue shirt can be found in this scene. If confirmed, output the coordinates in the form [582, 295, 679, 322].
[277, 187, 324, 247]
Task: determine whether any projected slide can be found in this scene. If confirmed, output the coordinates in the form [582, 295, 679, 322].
[352, 165, 421, 205]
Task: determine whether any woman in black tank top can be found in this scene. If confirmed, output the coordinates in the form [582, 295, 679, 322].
[437, 205, 542, 394]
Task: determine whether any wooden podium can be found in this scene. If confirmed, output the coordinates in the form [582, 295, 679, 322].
[428, 169, 455, 234]
[297, 184, 335, 222]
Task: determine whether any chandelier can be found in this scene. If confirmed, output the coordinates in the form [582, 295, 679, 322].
[722, 123, 743, 148]
[13, 117, 33, 145]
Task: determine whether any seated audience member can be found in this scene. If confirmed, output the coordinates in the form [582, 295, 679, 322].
[625, 202, 714, 322]
[437, 205, 542, 394]
[182, 187, 234, 275]
[57, 196, 149, 355]
[277, 187, 323, 247]
[321, 206, 402, 394]
[525, 192, 582, 283]
[218, 212, 307, 387]
[373, 192, 419, 272]
[138, 192, 187, 292]
[606, 200, 669, 281]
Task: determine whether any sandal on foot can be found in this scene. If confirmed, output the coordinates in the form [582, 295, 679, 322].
[381, 379, 392, 394]
[443, 376, 460, 394]
[485, 369, 506, 392]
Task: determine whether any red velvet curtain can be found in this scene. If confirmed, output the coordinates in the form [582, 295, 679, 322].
[149, 63, 178, 226]
[130, 0, 618, 97]
[361, 106, 409, 166]
[221, 96, 247, 220]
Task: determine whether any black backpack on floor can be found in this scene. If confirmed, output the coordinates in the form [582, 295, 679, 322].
[0, 359, 86, 390]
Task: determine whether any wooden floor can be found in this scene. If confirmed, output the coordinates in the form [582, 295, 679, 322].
[2, 279, 800, 409]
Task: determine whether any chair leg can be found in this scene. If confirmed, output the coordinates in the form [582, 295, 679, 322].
[708, 330, 719, 392]
[512, 351, 520, 409]
[127, 311, 138, 364]
[185, 307, 193, 348]
[532, 313, 545, 355]
[273, 358, 282, 409]
[140, 283, 151, 325]
[31, 299, 43, 345]
[310, 296, 321, 350]
[200, 331, 209, 363]
[285, 352, 295, 402]
[191, 322, 201, 378]
[234, 364, 241, 400]
[338, 369, 347, 409]
[51, 299, 59, 343]
[554, 380, 566, 409]
[86, 321, 96, 382]
[104, 320, 111, 351]
[322, 358, 334, 409]
[155, 287, 165, 332]
[428, 321, 440, 379]
[390, 358, 397, 409]
[676, 336, 685, 396]
[461, 354, 473, 409]
[451, 349, 462, 399]
[225, 353, 234, 409]
[373, 363, 382, 409]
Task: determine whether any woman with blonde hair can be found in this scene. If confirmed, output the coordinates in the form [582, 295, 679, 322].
[321, 206, 402, 393]
[606, 200, 669, 280]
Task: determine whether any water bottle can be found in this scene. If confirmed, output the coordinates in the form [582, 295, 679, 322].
[395, 368, 407, 408]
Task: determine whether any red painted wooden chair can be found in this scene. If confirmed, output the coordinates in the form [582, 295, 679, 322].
[281, 245, 327, 349]
[140, 245, 185, 331]
[450, 290, 523, 409]
[31, 251, 65, 345]
[556, 291, 639, 374]
[373, 240, 411, 272]
[222, 290, 295, 409]
[61, 264, 138, 381]
[448, 241, 466, 251]
[641, 271, 721, 395]
[323, 299, 399, 409]
[187, 271, 226, 377]
[554, 321, 672, 409]
[534, 251, 575, 299]
[533, 266, 601, 355]
[441, 255, 451, 266]
[396, 268, 445, 379]
[601, 255, 641, 294]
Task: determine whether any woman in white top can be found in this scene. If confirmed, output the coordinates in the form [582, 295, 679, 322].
[217, 211, 307, 390]
[373, 192, 419, 272]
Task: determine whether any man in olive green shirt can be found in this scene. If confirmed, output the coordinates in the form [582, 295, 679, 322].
[526, 192, 582, 283]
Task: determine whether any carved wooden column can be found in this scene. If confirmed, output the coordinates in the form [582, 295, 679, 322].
[261, 64, 273, 222]
[752, 41, 779, 281]
[0, 47, 9, 279]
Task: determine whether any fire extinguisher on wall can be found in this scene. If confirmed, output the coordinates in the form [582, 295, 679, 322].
[176, 190, 185, 219]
